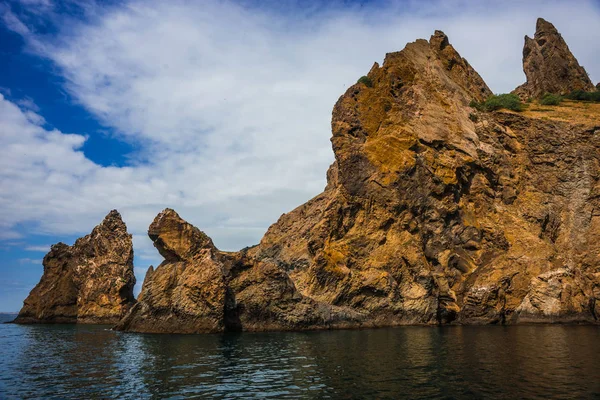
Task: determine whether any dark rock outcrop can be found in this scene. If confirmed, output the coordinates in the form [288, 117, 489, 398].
[118, 22, 600, 333]
[514, 18, 595, 98]
[14, 210, 136, 324]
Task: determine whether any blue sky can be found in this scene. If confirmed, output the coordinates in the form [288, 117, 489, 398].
[1, 0, 599, 312]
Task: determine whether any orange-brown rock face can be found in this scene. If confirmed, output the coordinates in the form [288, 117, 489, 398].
[115, 209, 227, 333]
[14, 210, 136, 324]
[514, 18, 595, 99]
[116, 209, 358, 333]
[118, 21, 600, 333]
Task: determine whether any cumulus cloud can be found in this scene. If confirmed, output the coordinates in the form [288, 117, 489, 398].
[1, 0, 599, 289]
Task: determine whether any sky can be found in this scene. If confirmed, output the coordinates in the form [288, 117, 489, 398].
[0, 0, 599, 312]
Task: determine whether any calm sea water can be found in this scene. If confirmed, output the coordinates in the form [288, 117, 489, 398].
[0, 314, 599, 399]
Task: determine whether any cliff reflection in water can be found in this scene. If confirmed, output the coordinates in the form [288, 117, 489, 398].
[1, 322, 599, 399]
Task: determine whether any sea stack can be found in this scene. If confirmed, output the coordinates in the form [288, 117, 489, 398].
[115, 209, 228, 333]
[514, 18, 595, 98]
[14, 210, 136, 324]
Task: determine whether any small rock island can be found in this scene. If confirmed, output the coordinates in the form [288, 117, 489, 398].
[14, 211, 136, 324]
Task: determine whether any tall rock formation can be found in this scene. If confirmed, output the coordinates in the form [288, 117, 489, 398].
[115, 209, 352, 333]
[118, 22, 600, 334]
[14, 210, 136, 324]
[115, 209, 227, 333]
[514, 18, 595, 98]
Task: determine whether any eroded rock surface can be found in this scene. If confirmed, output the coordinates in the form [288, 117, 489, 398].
[14, 211, 136, 324]
[115, 209, 358, 333]
[115, 209, 227, 333]
[514, 18, 595, 98]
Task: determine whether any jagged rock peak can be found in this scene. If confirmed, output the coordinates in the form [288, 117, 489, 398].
[14, 210, 136, 324]
[514, 18, 595, 98]
[101, 209, 127, 229]
[429, 30, 450, 50]
[148, 208, 216, 262]
[330, 29, 492, 191]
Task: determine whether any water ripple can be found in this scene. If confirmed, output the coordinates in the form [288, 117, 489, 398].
[0, 318, 599, 399]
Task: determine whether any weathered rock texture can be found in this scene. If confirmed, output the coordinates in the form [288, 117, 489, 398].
[117, 21, 600, 334]
[14, 211, 136, 324]
[514, 18, 595, 99]
[115, 209, 227, 333]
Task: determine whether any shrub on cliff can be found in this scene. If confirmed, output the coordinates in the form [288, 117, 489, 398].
[469, 99, 483, 111]
[566, 90, 600, 102]
[471, 94, 524, 112]
[357, 76, 373, 87]
[484, 94, 524, 111]
[540, 93, 563, 105]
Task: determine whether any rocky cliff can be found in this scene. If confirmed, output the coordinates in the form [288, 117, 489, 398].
[19, 19, 599, 331]
[514, 18, 596, 98]
[14, 211, 136, 324]
[115, 20, 600, 334]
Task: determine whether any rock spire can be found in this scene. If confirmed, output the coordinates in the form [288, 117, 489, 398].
[514, 18, 595, 98]
[14, 210, 136, 324]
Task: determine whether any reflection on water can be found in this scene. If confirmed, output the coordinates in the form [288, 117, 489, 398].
[0, 320, 599, 399]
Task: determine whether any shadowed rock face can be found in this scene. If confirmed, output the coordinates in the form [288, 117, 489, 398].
[117, 22, 600, 334]
[14, 211, 136, 324]
[514, 18, 595, 99]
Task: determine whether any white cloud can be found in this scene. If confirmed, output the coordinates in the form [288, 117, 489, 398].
[17, 258, 42, 265]
[16, 97, 41, 112]
[24, 245, 51, 252]
[1, 7, 31, 36]
[0, 0, 599, 292]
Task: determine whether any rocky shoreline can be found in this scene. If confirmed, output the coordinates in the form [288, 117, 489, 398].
[14, 19, 600, 332]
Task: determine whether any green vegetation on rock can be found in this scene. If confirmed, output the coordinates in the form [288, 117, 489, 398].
[540, 93, 563, 105]
[565, 90, 600, 102]
[357, 75, 373, 87]
[470, 94, 524, 112]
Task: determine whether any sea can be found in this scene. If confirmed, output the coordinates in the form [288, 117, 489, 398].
[0, 313, 599, 399]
